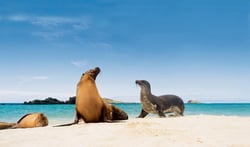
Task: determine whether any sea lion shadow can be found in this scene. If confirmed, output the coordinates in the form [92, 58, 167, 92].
[108, 120, 128, 123]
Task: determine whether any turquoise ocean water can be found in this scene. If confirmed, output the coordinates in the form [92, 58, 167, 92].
[1, 103, 250, 125]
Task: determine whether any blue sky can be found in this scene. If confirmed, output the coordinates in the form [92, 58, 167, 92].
[0, 0, 249, 103]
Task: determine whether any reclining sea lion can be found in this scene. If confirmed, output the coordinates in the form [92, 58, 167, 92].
[0, 113, 48, 130]
[136, 80, 184, 118]
[14, 113, 48, 128]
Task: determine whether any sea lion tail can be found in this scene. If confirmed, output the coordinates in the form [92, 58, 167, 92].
[53, 122, 78, 127]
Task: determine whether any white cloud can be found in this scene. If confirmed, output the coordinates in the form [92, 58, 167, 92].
[0, 90, 73, 103]
[31, 16, 73, 27]
[73, 22, 89, 30]
[90, 42, 113, 49]
[32, 31, 67, 40]
[6, 14, 90, 28]
[71, 60, 88, 68]
[0, 90, 43, 96]
[31, 76, 49, 80]
[17, 75, 49, 85]
[8, 14, 29, 22]
[30, 16, 90, 30]
[4, 14, 90, 39]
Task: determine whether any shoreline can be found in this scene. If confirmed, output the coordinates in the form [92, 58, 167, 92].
[48, 114, 250, 126]
[2, 102, 250, 104]
[1, 115, 249, 147]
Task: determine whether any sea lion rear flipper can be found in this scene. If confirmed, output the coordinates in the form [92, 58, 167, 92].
[0, 122, 16, 130]
[111, 105, 128, 120]
[11, 123, 18, 129]
[156, 105, 166, 117]
[53, 122, 78, 127]
[53, 112, 80, 127]
[158, 110, 166, 117]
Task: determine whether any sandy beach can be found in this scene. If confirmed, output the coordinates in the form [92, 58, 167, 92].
[1, 115, 249, 147]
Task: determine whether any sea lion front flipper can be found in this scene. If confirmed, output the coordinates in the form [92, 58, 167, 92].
[137, 109, 148, 118]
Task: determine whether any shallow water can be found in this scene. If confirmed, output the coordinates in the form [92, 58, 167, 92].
[1, 103, 250, 125]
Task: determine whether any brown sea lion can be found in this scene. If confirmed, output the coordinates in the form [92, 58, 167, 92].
[0, 113, 48, 130]
[75, 67, 128, 123]
[55, 67, 128, 126]
[14, 113, 48, 128]
[136, 80, 185, 118]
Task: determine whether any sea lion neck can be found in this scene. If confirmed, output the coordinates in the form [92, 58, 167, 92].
[140, 84, 152, 97]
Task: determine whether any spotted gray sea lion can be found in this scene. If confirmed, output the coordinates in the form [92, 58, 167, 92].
[136, 80, 184, 118]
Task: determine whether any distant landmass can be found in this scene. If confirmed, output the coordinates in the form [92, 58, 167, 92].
[24, 97, 124, 104]
[187, 99, 201, 104]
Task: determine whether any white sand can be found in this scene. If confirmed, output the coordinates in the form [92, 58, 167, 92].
[1, 115, 249, 147]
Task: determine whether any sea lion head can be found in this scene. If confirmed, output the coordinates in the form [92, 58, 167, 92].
[111, 105, 128, 120]
[35, 113, 49, 127]
[82, 67, 101, 80]
[135, 80, 151, 89]
[135, 80, 152, 95]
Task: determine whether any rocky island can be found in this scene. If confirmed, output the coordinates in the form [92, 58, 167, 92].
[187, 99, 201, 104]
[24, 97, 123, 104]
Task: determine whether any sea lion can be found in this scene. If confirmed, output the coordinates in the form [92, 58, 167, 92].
[0, 113, 48, 130]
[136, 80, 184, 118]
[14, 113, 48, 128]
[55, 67, 128, 126]
[75, 67, 128, 123]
